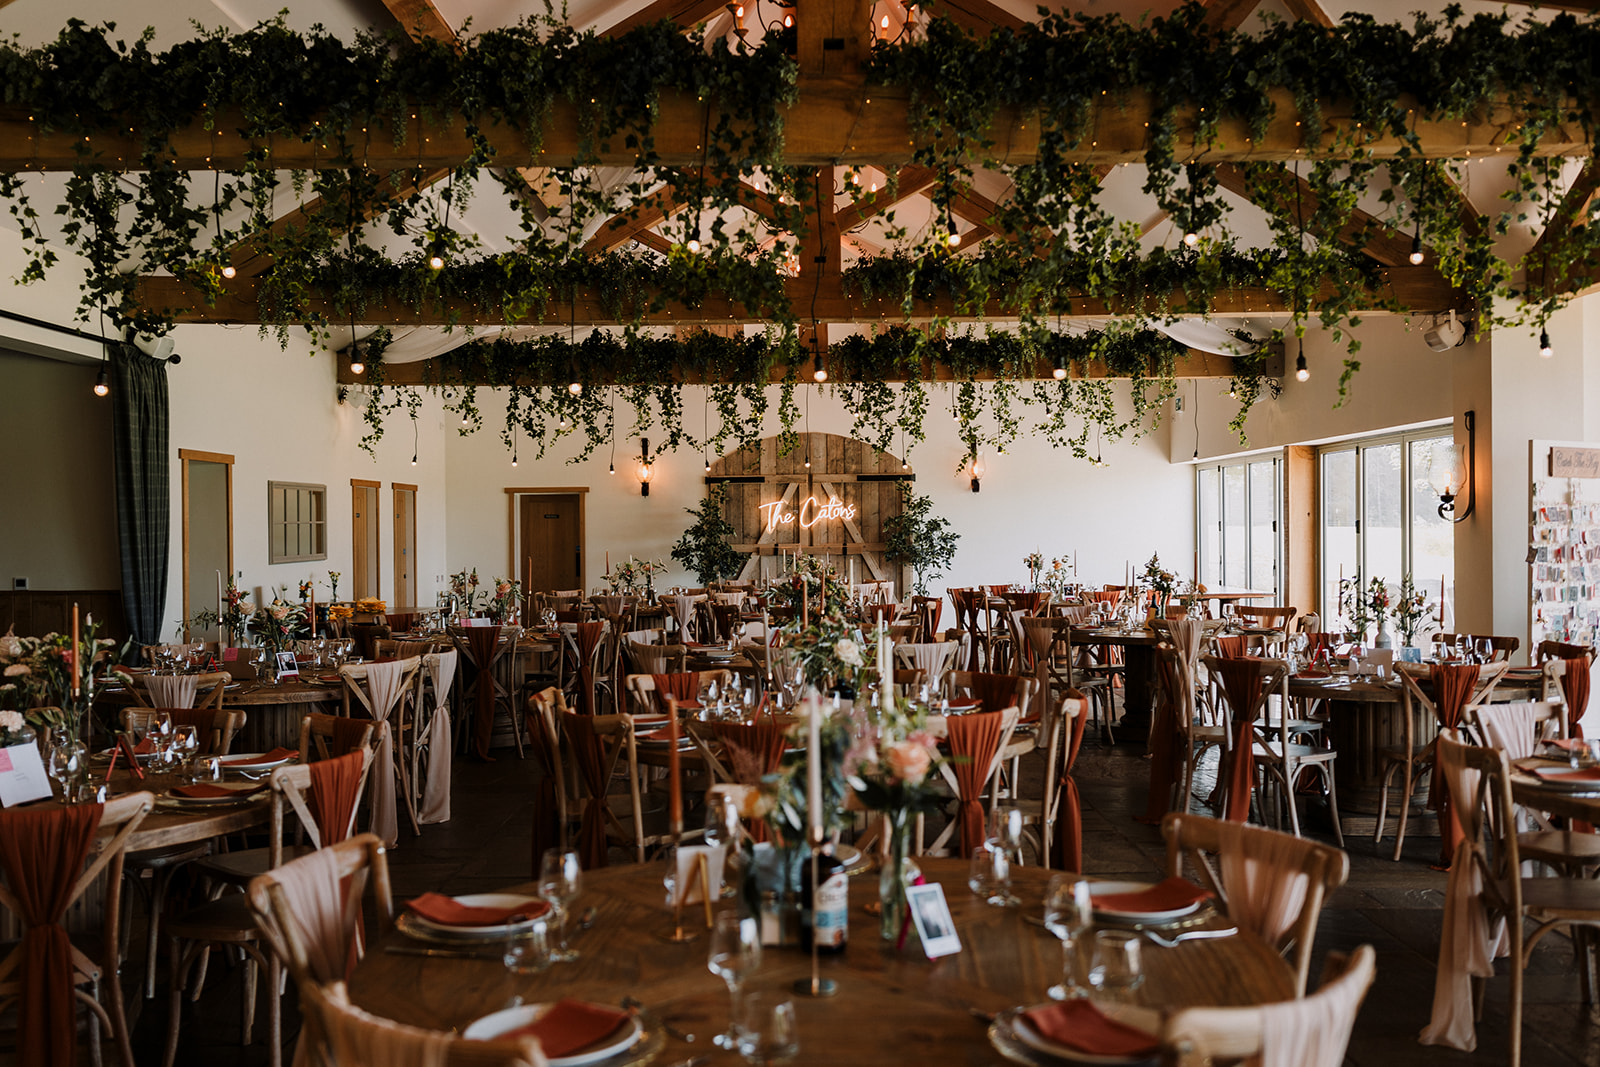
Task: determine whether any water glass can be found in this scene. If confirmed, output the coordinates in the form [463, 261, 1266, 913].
[538, 848, 582, 963]
[736, 992, 797, 1065]
[1042, 874, 1093, 1000]
[709, 912, 762, 1049]
[503, 920, 551, 976]
[1087, 930, 1145, 1002]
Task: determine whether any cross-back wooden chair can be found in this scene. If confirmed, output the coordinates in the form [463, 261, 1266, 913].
[339, 655, 423, 840]
[1159, 945, 1376, 1066]
[910, 595, 943, 643]
[532, 702, 646, 866]
[0, 792, 154, 1067]
[1426, 729, 1600, 1067]
[623, 670, 735, 717]
[1151, 631, 1227, 820]
[449, 624, 524, 759]
[917, 707, 1020, 857]
[624, 637, 687, 677]
[166, 750, 374, 1067]
[411, 649, 457, 826]
[121, 706, 246, 756]
[1013, 691, 1085, 869]
[1232, 604, 1297, 633]
[1376, 660, 1509, 862]
[294, 980, 542, 1067]
[300, 712, 377, 763]
[1023, 617, 1114, 742]
[1161, 812, 1350, 996]
[246, 833, 392, 991]
[130, 670, 229, 710]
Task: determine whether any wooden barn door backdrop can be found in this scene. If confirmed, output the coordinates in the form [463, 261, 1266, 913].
[707, 433, 913, 589]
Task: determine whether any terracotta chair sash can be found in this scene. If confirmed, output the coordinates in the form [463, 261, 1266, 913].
[1425, 662, 1482, 860]
[574, 621, 605, 715]
[946, 710, 1006, 855]
[463, 625, 502, 759]
[0, 803, 104, 1067]
[1052, 695, 1090, 872]
[308, 750, 365, 847]
[1214, 635, 1249, 660]
[563, 713, 612, 868]
[651, 672, 701, 715]
[1213, 658, 1266, 823]
[1562, 657, 1591, 740]
[965, 671, 1018, 713]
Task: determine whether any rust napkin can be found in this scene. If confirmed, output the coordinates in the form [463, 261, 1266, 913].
[503, 999, 629, 1058]
[1022, 1000, 1158, 1057]
[1092, 877, 1211, 914]
[171, 782, 265, 799]
[221, 747, 298, 767]
[406, 892, 549, 927]
[1534, 766, 1600, 783]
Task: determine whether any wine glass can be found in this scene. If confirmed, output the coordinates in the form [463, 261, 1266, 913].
[736, 992, 797, 1065]
[1087, 930, 1144, 1002]
[1042, 874, 1094, 1000]
[708, 913, 763, 1050]
[537, 848, 582, 963]
[173, 725, 200, 779]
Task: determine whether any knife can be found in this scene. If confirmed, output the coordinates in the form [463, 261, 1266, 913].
[384, 944, 503, 961]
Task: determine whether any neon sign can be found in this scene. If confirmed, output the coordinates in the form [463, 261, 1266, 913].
[759, 496, 858, 532]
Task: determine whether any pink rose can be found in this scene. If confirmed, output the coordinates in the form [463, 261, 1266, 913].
[885, 739, 932, 786]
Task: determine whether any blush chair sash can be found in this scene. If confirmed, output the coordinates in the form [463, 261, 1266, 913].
[1213, 820, 1311, 950]
[341, 658, 413, 847]
[266, 846, 362, 984]
[147, 673, 199, 708]
[1426, 663, 1481, 863]
[419, 650, 457, 825]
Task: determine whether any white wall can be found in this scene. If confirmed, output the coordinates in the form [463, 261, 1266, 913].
[444, 383, 1195, 599]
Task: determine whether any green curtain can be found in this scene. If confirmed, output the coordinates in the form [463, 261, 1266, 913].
[110, 343, 169, 649]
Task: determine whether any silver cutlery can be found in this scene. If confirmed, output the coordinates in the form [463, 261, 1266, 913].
[1139, 926, 1238, 948]
[621, 996, 694, 1043]
[384, 944, 503, 961]
[577, 905, 598, 930]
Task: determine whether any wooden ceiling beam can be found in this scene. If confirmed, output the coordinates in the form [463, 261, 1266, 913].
[1213, 162, 1422, 267]
[355, 346, 1247, 386]
[601, 0, 734, 38]
[834, 166, 939, 231]
[1200, 0, 1265, 32]
[920, 0, 1026, 35]
[1527, 159, 1600, 269]
[581, 182, 688, 255]
[7, 85, 1580, 170]
[1279, 0, 1334, 30]
[381, 0, 458, 43]
[134, 265, 1456, 328]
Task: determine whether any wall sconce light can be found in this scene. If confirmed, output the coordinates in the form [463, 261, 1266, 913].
[637, 437, 654, 497]
[1428, 410, 1475, 523]
[969, 451, 986, 493]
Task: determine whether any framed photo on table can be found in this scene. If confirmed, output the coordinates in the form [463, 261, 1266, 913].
[275, 650, 299, 681]
[907, 882, 961, 958]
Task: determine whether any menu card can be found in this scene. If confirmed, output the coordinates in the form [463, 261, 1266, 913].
[0, 742, 52, 806]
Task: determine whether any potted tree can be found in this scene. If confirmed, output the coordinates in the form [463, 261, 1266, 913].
[671, 486, 748, 585]
[883, 486, 960, 596]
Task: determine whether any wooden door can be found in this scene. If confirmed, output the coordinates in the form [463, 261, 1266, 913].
[352, 480, 380, 600]
[392, 484, 417, 610]
[521, 494, 582, 593]
[709, 433, 910, 591]
[180, 449, 233, 643]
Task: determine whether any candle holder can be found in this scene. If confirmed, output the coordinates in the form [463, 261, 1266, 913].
[793, 831, 838, 998]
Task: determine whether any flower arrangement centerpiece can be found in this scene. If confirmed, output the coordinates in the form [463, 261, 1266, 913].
[0, 615, 115, 746]
[0, 708, 31, 747]
[1042, 556, 1076, 599]
[1394, 573, 1432, 648]
[606, 556, 667, 597]
[1337, 571, 1373, 643]
[784, 614, 865, 696]
[1366, 576, 1393, 647]
[1023, 551, 1045, 591]
[449, 567, 480, 612]
[252, 599, 306, 657]
[767, 555, 856, 622]
[327, 570, 342, 601]
[1179, 577, 1208, 618]
[488, 577, 522, 623]
[220, 574, 253, 646]
[846, 693, 951, 939]
[1141, 553, 1178, 614]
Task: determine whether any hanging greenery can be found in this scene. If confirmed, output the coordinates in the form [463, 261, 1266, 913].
[3, 3, 1600, 460]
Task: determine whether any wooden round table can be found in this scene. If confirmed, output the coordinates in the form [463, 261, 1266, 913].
[348, 860, 1294, 1065]
[96, 677, 342, 752]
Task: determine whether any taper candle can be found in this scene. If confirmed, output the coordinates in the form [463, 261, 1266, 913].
[70, 602, 80, 697]
[667, 700, 683, 833]
[806, 695, 823, 841]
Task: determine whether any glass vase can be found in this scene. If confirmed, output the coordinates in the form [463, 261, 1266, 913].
[879, 810, 917, 941]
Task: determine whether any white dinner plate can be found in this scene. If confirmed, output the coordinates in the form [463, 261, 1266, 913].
[1009, 1003, 1160, 1066]
[462, 1002, 640, 1066]
[1087, 881, 1204, 923]
[403, 894, 550, 941]
[219, 751, 297, 773]
[160, 783, 267, 807]
[1526, 766, 1600, 792]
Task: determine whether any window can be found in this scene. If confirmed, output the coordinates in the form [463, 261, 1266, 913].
[1318, 426, 1453, 637]
[268, 482, 326, 563]
[1196, 456, 1281, 596]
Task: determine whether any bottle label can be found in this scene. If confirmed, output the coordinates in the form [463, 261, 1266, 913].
[814, 872, 849, 947]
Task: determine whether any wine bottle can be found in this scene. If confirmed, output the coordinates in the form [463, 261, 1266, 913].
[801, 846, 849, 954]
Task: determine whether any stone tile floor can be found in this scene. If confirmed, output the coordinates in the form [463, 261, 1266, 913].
[133, 730, 1600, 1066]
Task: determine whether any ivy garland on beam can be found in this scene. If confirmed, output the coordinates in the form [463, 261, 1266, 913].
[3, 4, 1600, 461]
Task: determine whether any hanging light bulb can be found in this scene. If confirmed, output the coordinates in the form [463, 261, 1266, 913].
[461, 411, 470, 426]
[568, 380, 583, 395]
[1409, 229, 1424, 265]
[349, 343, 365, 376]
[93, 367, 109, 397]
[686, 238, 701, 254]
[1052, 353, 1067, 380]
[812, 352, 828, 383]
[427, 237, 446, 271]
[784, 13, 792, 27]
[947, 229, 961, 247]
[220, 263, 237, 279]
[1295, 341, 1309, 382]
[1183, 228, 1199, 248]
[411, 451, 417, 467]
[1540, 329, 1553, 358]
[609, 460, 615, 474]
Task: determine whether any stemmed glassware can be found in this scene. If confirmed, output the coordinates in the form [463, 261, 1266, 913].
[173, 725, 200, 779]
[708, 912, 762, 1050]
[984, 807, 1024, 907]
[537, 848, 583, 963]
[1042, 874, 1094, 1000]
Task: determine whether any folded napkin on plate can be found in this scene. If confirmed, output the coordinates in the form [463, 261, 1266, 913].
[221, 746, 298, 767]
[406, 892, 547, 927]
[1022, 1000, 1158, 1057]
[503, 999, 629, 1058]
[642, 727, 689, 742]
[1546, 738, 1590, 752]
[1534, 766, 1600, 783]
[133, 737, 154, 755]
[1093, 876, 1212, 914]
[171, 782, 264, 799]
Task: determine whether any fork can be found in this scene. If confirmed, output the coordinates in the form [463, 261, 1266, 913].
[621, 996, 695, 1043]
[1139, 926, 1238, 949]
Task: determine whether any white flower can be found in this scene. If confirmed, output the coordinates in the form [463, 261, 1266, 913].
[240, 600, 255, 615]
[3, 664, 29, 678]
[834, 638, 862, 667]
[0, 710, 23, 733]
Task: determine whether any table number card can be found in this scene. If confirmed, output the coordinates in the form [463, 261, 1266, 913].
[0, 742, 53, 806]
[671, 844, 726, 906]
[906, 882, 962, 958]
